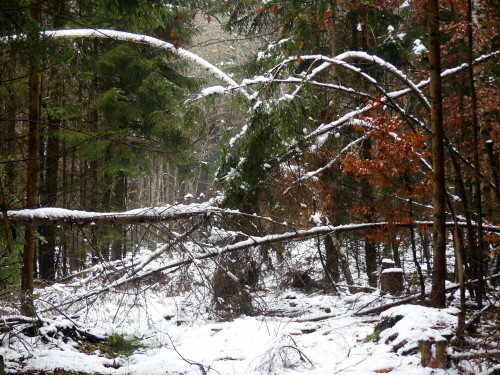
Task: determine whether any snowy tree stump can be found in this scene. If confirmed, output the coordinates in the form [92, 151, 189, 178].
[380, 259, 404, 295]
[380, 258, 396, 272]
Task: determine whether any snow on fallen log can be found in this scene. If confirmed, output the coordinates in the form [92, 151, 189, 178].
[3, 203, 228, 226]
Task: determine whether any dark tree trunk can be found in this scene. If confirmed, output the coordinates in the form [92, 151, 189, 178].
[359, 6, 377, 288]
[467, 0, 485, 308]
[409, 198, 425, 297]
[361, 138, 377, 288]
[39, 1, 66, 281]
[428, 0, 447, 308]
[111, 172, 127, 261]
[21, 1, 42, 317]
[324, 234, 340, 282]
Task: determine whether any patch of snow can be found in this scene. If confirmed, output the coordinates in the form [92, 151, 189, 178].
[381, 267, 404, 274]
[413, 38, 428, 55]
[200, 85, 226, 96]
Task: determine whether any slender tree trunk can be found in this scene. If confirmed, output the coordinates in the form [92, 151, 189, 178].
[111, 172, 127, 260]
[409, 198, 425, 297]
[39, 113, 60, 280]
[331, 233, 355, 293]
[428, 0, 447, 308]
[467, 0, 485, 308]
[453, 221, 466, 338]
[39, 1, 65, 279]
[21, 1, 42, 317]
[359, 5, 377, 288]
[3, 109, 17, 198]
[420, 230, 432, 272]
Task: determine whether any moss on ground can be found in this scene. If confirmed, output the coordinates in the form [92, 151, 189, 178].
[365, 315, 403, 342]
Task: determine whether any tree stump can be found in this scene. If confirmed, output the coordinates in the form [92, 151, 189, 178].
[380, 258, 395, 272]
[419, 340, 449, 369]
[419, 340, 431, 367]
[380, 259, 404, 295]
[435, 340, 449, 369]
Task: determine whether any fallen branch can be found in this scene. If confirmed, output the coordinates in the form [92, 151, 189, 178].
[0, 315, 104, 343]
[40, 217, 499, 312]
[354, 273, 500, 316]
[451, 351, 500, 361]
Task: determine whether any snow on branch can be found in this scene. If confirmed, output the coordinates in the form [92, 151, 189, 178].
[4, 28, 250, 99]
[4, 203, 228, 226]
[283, 133, 369, 194]
[281, 50, 499, 144]
[308, 51, 430, 110]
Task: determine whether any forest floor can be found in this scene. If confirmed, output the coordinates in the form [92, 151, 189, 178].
[0, 241, 498, 375]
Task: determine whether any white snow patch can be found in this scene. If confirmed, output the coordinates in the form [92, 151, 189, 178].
[200, 85, 226, 96]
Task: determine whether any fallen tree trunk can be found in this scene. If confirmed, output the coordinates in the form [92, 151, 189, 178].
[4, 206, 500, 232]
[4, 204, 225, 227]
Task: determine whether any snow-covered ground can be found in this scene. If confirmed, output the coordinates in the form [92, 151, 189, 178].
[1, 290, 461, 375]
[0, 241, 493, 374]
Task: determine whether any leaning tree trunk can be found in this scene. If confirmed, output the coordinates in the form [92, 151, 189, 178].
[427, 0, 447, 308]
[21, 0, 42, 317]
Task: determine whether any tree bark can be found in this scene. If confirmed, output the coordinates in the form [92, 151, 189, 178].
[39, 0, 66, 281]
[428, 0, 447, 308]
[324, 233, 340, 282]
[467, 0, 485, 308]
[409, 198, 425, 297]
[21, 0, 42, 317]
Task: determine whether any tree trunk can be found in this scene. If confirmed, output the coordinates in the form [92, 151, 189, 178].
[39, 23, 65, 277]
[467, 0, 485, 308]
[359, 6, 377, 288]
[21, 1, 42, 317]
[38, 115, 59, 280]
[324, 234, 340, 282]
[362, 139, 377, 288]
[330, 233, 355, 293]
[428, 0, 447, 308]
[111, 172, 127, 260]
